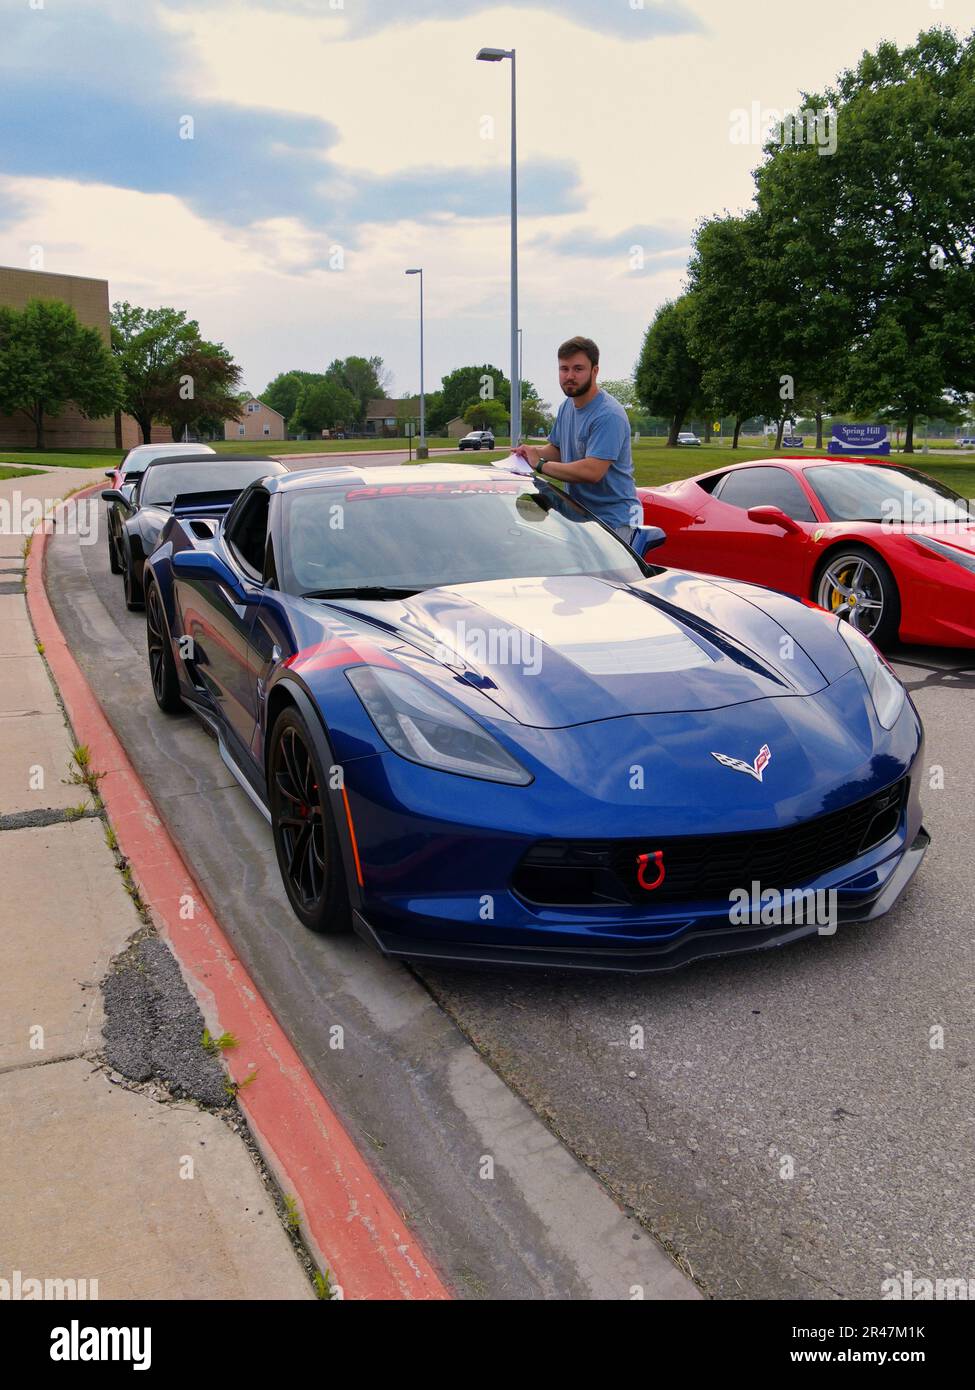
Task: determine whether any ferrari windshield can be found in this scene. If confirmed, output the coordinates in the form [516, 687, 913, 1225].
[805, 464, 974, 524]
[140, 461, 281, 506]
[281, 479, 645, 596]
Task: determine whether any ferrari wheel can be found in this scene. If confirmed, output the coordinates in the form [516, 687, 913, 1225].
[269, 708, 351, 935]
[145, 582, 184, 714]
[815, 546, 900, 648]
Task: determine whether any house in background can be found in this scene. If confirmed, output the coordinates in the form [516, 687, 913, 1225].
[364, 398, 420, 437]
[0, 265, 169, 449]
[446, 416, 468, 439]
[225, 397, 286, 441]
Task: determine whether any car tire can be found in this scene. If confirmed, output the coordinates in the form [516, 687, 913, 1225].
[814, 545, 900, 649]
[122, 542, 144, 611]
[268, 707, 352, 935]
[145, 580, 184, 715]
[474, 442, 481, 450]
[108, 526, 122, 575]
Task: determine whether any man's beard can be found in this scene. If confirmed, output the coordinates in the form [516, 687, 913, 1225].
[561, 372, 593, 397]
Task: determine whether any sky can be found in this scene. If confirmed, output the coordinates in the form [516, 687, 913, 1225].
[1, 0, 973, 407]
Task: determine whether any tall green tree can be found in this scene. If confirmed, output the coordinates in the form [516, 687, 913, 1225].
[289, 379, 357, 436]
[261, 370, 324, 424]
[111, 301, 243, 443]
[463, 398, 509, 431]
[635, 297, 705, 446]
[755, 27, 975, 451]
[324, 356, 388, 428]
[162, 341, 243, 441]
[0, 299, 121, 448]
[440, 364, 510, 422]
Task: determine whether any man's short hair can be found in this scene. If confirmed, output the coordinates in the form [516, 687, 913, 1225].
[557, 336, 599, 367]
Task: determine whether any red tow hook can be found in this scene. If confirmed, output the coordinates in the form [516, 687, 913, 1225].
[636, 850, 666, 892]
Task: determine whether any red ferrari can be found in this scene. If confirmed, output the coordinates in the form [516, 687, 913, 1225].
[638, 456, 975, 648]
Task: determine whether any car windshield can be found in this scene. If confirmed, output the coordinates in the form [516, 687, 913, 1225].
[805, 465, 974, 523]
[121, 447, 210, 476]
[280, 478, 646, 596]
[140, 461, 278, 506]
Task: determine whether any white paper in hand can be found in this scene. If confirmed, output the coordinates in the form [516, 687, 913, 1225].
[492, 453, 533, 477]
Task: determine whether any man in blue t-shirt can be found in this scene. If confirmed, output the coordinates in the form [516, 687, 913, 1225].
[512, 335, 641, 542]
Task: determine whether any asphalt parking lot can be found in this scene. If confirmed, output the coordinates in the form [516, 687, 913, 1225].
[47, 497, 975, 1300]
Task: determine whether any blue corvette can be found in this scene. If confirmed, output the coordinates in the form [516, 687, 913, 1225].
[143, 463, 928, 972]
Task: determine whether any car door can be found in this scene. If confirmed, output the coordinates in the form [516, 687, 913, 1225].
[177, 485, 271, 757]
[684, 465, 819, 594]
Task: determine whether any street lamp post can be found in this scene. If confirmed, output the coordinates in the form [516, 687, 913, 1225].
[405, 267, 426, 458]
[476, 46, 519, 447]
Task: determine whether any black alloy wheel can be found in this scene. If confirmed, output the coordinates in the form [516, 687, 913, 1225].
[268, 708, 351, 935]
[145, 581, 184, 714]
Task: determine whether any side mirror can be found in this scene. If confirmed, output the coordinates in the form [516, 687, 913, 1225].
[101, 489, 127, 504]
[747, 505, 801, 534]
[171, 547, 241, 592]
[104, 469, 115, 479]
[631, 524, 666, 556]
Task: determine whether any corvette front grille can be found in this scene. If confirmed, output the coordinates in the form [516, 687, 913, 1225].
[512, 778, 908, 907]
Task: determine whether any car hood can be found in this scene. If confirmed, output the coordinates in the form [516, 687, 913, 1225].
[335, 572, 839, 729]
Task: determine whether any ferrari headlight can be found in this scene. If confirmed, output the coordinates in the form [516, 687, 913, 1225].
[347, 666, 532, 785]
[909, 534, 975, 574]
[839, 622, 906, 729]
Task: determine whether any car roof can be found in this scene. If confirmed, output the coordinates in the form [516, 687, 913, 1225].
[267, 461, 514, 493]
[687, 455, 908, 479]
[125, 442, 216, 457]
[141, 453, 287, 468]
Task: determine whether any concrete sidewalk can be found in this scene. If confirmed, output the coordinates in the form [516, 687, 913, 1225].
[0, 470, 313, 1301]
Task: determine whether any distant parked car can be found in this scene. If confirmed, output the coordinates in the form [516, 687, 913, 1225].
[102, 454, 287, 608]
[676, 432, 701, 447]
[458, 430, 495, 451]
[957, 437, 975, 448]
[106, 442, 216, 490]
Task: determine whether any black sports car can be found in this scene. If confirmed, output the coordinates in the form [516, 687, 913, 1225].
[101, 455, 288, 609]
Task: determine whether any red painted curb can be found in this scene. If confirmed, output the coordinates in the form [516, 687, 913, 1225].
[25, 485, 450, 1301]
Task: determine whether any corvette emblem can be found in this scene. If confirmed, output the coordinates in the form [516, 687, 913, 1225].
[636, 850, 665, 892]
[711, 743, 772, 782]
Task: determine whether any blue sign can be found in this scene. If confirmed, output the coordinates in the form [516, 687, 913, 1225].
[828, 423, 890, 455]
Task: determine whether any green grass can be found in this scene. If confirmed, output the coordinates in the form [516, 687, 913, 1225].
[0, 465, 44, 480]
[0, 449, 122, 471]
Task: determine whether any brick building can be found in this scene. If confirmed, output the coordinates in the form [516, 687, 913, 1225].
[0, 265, 169, 449]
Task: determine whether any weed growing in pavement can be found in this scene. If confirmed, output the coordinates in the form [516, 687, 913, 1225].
[313, 1269, 335, 1300]
[103, 823, 118, 853]
[283, 1195, 301, 1233]
[34, 639, 44, 655]
[64, 801, 90, 820]
[64, 745, 105, 803]
[201, 1029, 239, 1054]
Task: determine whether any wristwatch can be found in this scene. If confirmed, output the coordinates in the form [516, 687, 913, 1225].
[534, 458, 546, 476]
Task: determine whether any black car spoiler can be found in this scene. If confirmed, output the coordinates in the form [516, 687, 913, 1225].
[170, 489, 245, 515]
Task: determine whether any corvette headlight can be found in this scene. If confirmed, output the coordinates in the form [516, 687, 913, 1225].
[839, 622, 906, 729]
[347, 666, 532, 785]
